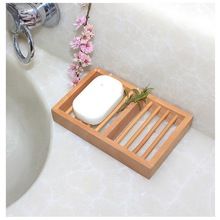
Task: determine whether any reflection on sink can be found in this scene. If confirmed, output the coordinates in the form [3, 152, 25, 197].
[6, 59, 51, 207]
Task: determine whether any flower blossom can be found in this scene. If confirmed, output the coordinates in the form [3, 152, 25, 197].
[80, 41, 94, 54]
[68, 4, 93, 86]
[68, 63, 83, 77]
[74, 51, 91, 67]
[69, 37, 81, 49]
[68, 63, 77, 78]
[84, 23, 94, 33]
[74, 16, 86, 29]
[72, 75, 80, 85]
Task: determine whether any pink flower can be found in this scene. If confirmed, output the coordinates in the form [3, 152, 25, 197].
[80, 41, 93, 54]
[75, 51, 91, 67]
[68, 63, 77, 78]
[68, 63, 84, 78]
[70, 37, 81, 49]
[68, 8, 94, 86]
[72, 75, 80, 85]
[84, 23, 94, 33]
[80, 31, 91, 44]
[68, 75, 80, 86]
[68, 70, 76, 79]
[74, 16, 86, 30]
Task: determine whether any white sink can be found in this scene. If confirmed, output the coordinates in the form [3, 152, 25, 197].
[6, 59, 51, 207]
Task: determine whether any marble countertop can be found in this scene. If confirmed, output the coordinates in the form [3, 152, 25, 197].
[6, 46, 214, 216]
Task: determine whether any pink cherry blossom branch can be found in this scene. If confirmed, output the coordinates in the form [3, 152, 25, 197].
[68, 3, 94, 86]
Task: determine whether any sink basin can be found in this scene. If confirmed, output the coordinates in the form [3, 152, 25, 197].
[6, 59, 51, 207]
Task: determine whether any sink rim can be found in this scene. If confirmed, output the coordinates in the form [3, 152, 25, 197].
[6, 57, 53, 208]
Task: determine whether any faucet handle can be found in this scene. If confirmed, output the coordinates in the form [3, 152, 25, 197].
[7, 4, 34, 64]
[6, 3, 20, 33]
[13, 22, 35, 64]
[6, 3, 60, 64]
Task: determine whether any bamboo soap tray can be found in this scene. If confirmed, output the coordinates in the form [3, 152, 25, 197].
[52, 68, 193, 179]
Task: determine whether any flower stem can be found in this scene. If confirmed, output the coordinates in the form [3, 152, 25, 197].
[85, 3, 92, 25]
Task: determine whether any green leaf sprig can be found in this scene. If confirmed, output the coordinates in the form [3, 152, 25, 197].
[117, 85, 153, 113]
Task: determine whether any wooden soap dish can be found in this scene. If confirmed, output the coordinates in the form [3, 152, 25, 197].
[52, 68, 193, 179]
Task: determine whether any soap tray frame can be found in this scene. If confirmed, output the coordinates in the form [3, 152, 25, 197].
[52, 68, 193, 178]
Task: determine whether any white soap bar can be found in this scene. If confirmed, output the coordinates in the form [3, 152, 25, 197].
[73, 75, 124, 125]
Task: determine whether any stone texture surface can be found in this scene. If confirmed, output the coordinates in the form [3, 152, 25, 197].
[6, 46, 214, 216]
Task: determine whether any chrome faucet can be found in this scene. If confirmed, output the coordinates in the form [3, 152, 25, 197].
[6, 3, 60, 64]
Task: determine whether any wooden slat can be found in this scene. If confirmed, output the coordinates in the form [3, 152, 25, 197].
[148, 94, 191, 118]
[148, 115, 192, 177]
[95, 96, 127, 131]
[115, 101, 153, 143]
[132, 110, 170, 153]
[124, 106, 161, 148]
[103, 103, 138, 138]
[141, 115, 178, 159]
